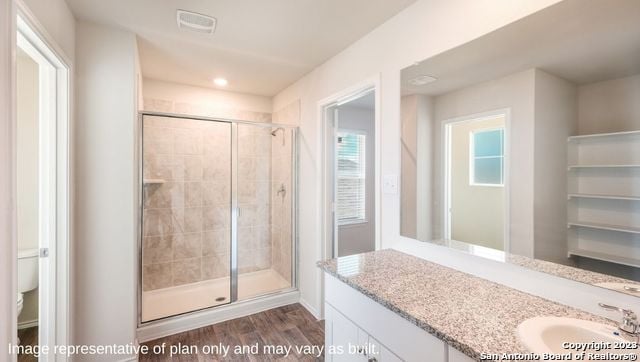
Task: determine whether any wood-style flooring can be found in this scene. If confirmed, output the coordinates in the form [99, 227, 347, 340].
[140, 303, 325, 361]
[17, 327, 38, 362]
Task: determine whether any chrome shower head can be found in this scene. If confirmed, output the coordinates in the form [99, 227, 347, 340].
[271, 127, 284, 136]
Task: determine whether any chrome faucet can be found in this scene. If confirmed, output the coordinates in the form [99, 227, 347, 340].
[599, 303, 640, 338]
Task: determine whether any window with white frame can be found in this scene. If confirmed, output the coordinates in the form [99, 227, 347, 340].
[336, 131, 366, 225]
[470, 128, 504, 186]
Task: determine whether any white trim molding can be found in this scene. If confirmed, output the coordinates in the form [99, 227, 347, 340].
[317, 74, 381, 319]
[299, 297, 321, 320]
[1, 0, 17, 360]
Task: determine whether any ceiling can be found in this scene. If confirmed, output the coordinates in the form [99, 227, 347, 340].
[66, 0, 417, 96]
[402, 0, 640, 96]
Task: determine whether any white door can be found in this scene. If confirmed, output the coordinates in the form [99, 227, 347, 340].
[16, 13, 71, 359]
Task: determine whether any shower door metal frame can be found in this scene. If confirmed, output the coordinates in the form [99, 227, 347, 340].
[137, 111, 299, 326]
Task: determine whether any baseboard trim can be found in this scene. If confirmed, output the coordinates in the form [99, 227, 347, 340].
[18, 319, 38, 330]
[137, 290, 300, 342]
[299, 297, 321, 320]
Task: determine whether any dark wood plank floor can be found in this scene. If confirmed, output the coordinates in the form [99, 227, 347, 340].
[140, 303, 325, 361]
[17, 327, 38, 362]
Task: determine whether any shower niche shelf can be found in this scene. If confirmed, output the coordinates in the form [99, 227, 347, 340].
[143, 178, 167, 185]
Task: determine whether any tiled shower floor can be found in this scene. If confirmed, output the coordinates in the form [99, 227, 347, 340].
[142, 269, 290, 322]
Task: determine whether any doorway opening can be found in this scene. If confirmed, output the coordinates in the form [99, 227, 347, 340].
[443, 110, 509, 252]
[14, 11, 71, 357]
[321, 82, 380, 260]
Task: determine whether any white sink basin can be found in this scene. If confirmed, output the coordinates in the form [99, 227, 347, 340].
[517, 317, 638, 356]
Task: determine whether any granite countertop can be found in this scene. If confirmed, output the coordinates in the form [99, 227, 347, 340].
[428, 239, 640, 295]
[318, 249, 615, 361]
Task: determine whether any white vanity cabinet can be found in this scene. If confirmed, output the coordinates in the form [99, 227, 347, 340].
[324, 273, 474, 362]
[325, 303, 401, 361]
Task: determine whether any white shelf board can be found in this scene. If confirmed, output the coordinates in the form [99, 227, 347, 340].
[143, 179, 167, 185]
[568, 221, 640, 235]
[567, 164, 640, 170]
[568, 193, 640, 201]
[568, 130, 640, 142]
[568, 249, 640, 268]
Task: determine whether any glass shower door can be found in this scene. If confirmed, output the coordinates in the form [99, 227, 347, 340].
[141, 115, 232, 322]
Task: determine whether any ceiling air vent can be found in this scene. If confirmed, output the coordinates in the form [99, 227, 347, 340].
[176, 10, 217, 34]
[408, 75, 437, 86]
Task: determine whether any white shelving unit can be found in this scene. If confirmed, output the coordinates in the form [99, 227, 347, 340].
[568, 193, 640, 202]
[567, 130, 640, 267]
[568, 164, 640, 170]
[567, 221, 640, 235]
[567, 129, 640, 141]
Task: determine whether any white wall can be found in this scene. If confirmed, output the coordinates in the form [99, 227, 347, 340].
[143, 78, 272, 115]
[74, 21, 138, 361]
[337, 104, 376, 256]
[415, 96, 433, 242]
[400, 95, 418, 238]
[578, 73, 640, 135]
[273, 0, 563, 315]
[1, 0, 17, 356]
[533, 69, 577, 264]
[400, 94, 433, 240]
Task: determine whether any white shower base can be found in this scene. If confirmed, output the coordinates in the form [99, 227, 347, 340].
[142, 269, 290, 322]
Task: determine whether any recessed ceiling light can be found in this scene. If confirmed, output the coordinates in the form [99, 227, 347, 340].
[213, 78, 228, 87]
[408, 75, 437, 86]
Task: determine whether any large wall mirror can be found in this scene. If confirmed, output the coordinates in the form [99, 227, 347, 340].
[400, 0, 640, 296]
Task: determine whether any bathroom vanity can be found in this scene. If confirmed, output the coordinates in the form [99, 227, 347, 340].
[319, 249, 620, 362]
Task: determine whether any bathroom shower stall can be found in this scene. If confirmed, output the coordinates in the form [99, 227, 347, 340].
[139, 113, 297, 323]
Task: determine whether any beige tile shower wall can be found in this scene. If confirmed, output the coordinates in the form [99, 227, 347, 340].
[142, 115, 232, 291]
[142, 79, 272, 123]
[144, 96, 272, 123]
[238, 124, 273, 274]
[271, 100, 299, 283]
[270, 130, 293, 283]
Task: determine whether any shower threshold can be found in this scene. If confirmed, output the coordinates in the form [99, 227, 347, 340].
[141, 269, 290, 322]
